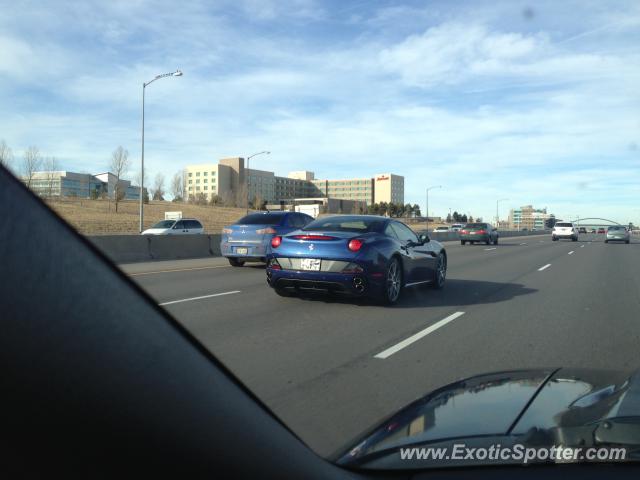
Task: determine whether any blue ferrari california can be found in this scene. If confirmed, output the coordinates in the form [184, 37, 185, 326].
[221, 211, 314, 266]
[266, 215, 447, 304]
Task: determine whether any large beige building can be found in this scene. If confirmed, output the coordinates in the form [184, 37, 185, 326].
[508, 205, 554, 230]
[184, 158, 404, 206]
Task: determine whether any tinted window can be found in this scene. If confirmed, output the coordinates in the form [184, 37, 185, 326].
[303, 216, 385, 233]
[390, 222, 418, 244]
[173, 221, 184, 229]
[287, 214, 306, 228]
[608, 226, 624, 231]
[186, 220, 202, 229]
[152, 220, 175, 229]
[384, 224, 398, 239]
[236, 213, 284, 225]
[555, 223, 573, 227]
[465, 223, 487, 229]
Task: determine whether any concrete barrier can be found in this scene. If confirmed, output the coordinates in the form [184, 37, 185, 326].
[89, 230, 550, 264]
[88, 234, 224, 264]
[421, 230, 550, 242]
[89, 235, 152, 263]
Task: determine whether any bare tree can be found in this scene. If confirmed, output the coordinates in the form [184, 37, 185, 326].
[254, 191, 264, 210]
[0, 140, 13, 170]
[22, 146, 42, 188]
[43, 156, 59, 198]
[170, 170, 184, 202]
[109, 146, 130, 212]
[152, 172, 165, 201]
[235, 183, 247, 209]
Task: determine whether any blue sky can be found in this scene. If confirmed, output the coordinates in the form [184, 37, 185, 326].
[1, 0, 639, 223]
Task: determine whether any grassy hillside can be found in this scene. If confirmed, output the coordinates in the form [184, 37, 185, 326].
[45, 198, 249, 235]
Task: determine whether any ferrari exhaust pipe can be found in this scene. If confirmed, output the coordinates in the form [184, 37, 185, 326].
[353, 277, 365, 293]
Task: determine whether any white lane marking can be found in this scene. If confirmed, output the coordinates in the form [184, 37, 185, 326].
[580, 245, 585, 248]
[538, 264, 551, 271]
[539, 240, 545, 243]
[159, 290, 241, 306]
[484, 247, 496, 251]
[374, 312, 465, 359]
[568, 251, 574, 255]
[520, 243, 527, 245]
[405, 279, 433, 287]
[129, 265, 230, 276]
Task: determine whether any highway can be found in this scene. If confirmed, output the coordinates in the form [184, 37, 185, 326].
[122, 233, 640, 457]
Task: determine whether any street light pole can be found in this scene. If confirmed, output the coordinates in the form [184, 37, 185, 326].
[425, 185, 442, 232]
[245, 151, 270, 214]
[496, 198, 508, 228]
[139, 69, 183, 233]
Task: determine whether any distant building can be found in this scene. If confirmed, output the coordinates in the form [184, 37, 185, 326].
[183, 158, 404, 206]
[24, 170, 144, 200]
[508, 205, 553, 230]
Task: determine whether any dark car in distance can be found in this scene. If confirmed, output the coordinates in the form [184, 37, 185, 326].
[459, 223, 499, 245]
[266, 215, 447, 304]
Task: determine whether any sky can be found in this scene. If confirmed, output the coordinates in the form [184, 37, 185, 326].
[1, 0, 639, 223]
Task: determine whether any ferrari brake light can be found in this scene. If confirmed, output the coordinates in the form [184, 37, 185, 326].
[348, 238, 363, 252]
[256, 227, 276, 234]
[291, 234, 336, 240]
[271, 236, 282, 248]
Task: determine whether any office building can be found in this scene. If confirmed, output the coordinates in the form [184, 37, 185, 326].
[24, 171, 143, 200]
[508, 205, 553, 230]
[184, 158, 404, 206]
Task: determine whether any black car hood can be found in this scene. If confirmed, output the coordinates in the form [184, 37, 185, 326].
[337, 368, 640, 468]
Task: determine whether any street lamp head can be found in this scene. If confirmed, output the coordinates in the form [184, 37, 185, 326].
[173, 70, 183, 77]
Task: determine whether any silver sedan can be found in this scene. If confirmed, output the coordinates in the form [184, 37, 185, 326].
[605, 226, 630, 244]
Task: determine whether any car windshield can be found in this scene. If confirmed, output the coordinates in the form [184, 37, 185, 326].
[303, 216, 384, 233]
[236, 213, 284, 225]
[4, 0, 639, 473]
[151, 220, 176, 229]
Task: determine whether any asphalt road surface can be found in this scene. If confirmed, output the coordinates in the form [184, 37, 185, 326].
[122, 233, 640, 457]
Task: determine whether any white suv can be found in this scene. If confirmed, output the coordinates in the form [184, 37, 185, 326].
[552, 222, 578, 242]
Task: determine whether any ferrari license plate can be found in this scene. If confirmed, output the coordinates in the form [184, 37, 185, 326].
[300, 258, 321, 271]
[236, 247, 248, 255]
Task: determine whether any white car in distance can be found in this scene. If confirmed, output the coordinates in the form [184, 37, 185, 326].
[142, 218, 204, 235]
[551, 222, 578, 242]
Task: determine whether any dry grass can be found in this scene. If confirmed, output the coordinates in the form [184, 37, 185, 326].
[45, 198, 249, 235]
[43, 198, 451, 235]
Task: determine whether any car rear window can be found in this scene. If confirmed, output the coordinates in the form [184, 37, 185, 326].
[608, 226, 624, 231]
[555, 223, 573, 227]
[464, 223, 486, 229]
[303, 216, 385, 232]
[236, 213, 284, 225]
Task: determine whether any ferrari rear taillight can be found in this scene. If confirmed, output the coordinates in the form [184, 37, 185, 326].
[271, 236, 282, 248]
[256, 227, 277, 234]
[348, 238, 364, 252]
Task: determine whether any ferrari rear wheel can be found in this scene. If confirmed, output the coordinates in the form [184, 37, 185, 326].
[383, 257, 402, 305]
